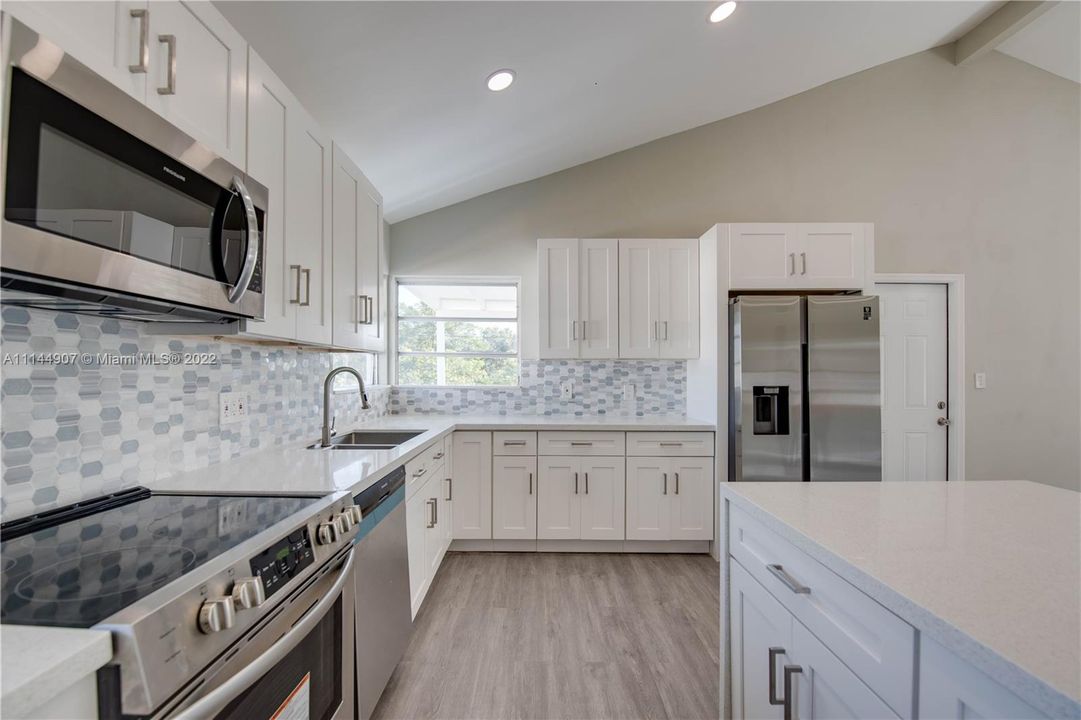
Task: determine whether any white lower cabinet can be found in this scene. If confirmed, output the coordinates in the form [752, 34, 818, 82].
[626, 457, 713, 541]
[450, 432, 492, 540]
[918, 637, 1047, 720]
[405, 479, 430, 619]
[492, 456, 537, 540]
[537, 457, 625, 540]
[406, 456, 452, 620]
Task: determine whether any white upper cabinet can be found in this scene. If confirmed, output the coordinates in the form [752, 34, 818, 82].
[618, 239, 699, 359]
[729, 223, 866, 290]
[538, 238, 619, 359]
[144, 1, 247, 168]
[6, 1, 246, 166]
[331, 143, 384, 351]
[4, 1, 149, 101]
[538, 239, 578, 358]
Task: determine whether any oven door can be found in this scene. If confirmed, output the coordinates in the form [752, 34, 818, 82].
[1, 20, 266, 321]
[159, 546, 355, 720]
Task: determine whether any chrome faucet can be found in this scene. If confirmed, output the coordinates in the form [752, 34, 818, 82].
[322, 366, 370, 447]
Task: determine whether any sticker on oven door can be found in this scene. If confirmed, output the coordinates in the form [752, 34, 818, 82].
[270, 672, 310, 720]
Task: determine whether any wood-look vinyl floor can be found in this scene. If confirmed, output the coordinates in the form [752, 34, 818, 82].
[371, 552, 720, 720]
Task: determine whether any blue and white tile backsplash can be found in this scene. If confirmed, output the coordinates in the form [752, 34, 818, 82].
[0, 306, 685, 520]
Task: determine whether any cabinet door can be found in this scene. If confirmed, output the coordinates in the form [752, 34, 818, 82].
[919, 636, 1047, 720]
[730, 561, 792, 720]
[425, 494, 443, 579]
[492, 456, 537, 540]
[538, 239, 579, 358]
[287, 104, 333, 346]
[536, 457, 581, 540]
[145, 1, 246, 168]
[243, 49, 296, 340]
[625, 457, 670, 540]
[440, 438, 454, 552]
[618, 240, 660, 358]
[796, 224, 865, 289]
[579, 457, 625, 540]
[357, 180, 384, 350]
[791, 620, 900, 720]
[450, 432, 492, 540]
[669, 458, 713, 541]
[4, 1, 148, 101]
[405, 486, 431, 619]
[579, 238, 619, 358]
[330, 143, 363, 349]
[658, 238, 700, 358]
[729, 224, 800, 290]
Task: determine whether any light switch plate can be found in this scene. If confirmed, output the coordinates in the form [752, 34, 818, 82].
[560, 380, 574, 400]
[219, 391, 249, 425]
[974, 372, 987, 390]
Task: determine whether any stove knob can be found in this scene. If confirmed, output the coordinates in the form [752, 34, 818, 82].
[317, 521, 339, 546]
[346, 506, 363, 525]
[336, 512, 353, 534]
[231, 576, 266, 611]
[198, 596, 236, 634]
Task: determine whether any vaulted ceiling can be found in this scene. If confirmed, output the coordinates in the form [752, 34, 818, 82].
[218, 1, 1064, 223]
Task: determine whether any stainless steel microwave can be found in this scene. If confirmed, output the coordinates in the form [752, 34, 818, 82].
[0, 18, 267, 323]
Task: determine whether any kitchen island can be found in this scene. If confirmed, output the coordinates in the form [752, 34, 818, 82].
[720, 480, 1080, 719]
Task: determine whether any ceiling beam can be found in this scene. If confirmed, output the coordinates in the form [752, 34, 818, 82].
[954, 1, 1058, 65]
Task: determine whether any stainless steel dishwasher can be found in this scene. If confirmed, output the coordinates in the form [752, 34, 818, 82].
[352, 465, 413, 720]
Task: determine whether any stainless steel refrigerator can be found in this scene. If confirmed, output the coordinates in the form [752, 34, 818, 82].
[729, 295, 881, 482]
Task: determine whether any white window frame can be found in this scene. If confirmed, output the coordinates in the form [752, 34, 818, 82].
[391, 276, 522, 388]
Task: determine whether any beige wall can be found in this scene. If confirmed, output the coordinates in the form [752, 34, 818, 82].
[390, 47, 1081, 490]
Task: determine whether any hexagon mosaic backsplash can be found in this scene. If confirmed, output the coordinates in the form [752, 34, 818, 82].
[0, 306, 685, 521]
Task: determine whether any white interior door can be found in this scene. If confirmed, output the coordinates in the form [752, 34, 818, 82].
[878, 284, 948, 482]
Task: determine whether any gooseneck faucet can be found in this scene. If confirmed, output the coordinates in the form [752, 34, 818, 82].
[322, 366, 370, 447]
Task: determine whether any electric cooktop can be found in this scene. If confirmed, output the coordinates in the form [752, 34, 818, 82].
[0, 487, 320, 628]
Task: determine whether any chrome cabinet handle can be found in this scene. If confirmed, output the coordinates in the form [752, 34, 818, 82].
[783, 665, 802, 720]
[659, 442, 683, 447]
[433, 498, 438, 526]
[767, 564, 811, 594]
[662, 320, 669, 340]
[768, 647, 786, 705]
[571, 320, 578, 340]
[355, 295, 361, 330]
[570, 441, 593, 446]
[788, 253, 795, 275]
[580, 319, 587, 340]
[226, 176, 260, 303]
[574, 472, 579, 494]
[503, 440, 527, 446]
[652, 320, 658, 340]
[366, 295, 374, 325]
[674, 472, 679, 495]
[130, 8, 149, 73]
[413, 468, 426, 477]
[433, 452, 444, 460]
[289, 265, 302, 304]
[800, 252, 807, 275]
[584, 472, 589, 494]
[663, 472, 668, 495]
[157, 34, 176, 95]
[426, 499, 436, 528]
[300, 268, 312, 307]
[528, 472, 533, 495]
[445, 478, 452, 501]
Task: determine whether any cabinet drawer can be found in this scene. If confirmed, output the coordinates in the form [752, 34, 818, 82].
[493, 431, 537, 455]
[627, 432, 713, 456]
[406, 438, 447, 497]
[729, 504, 915, 718]
[538, 432, 625, 456]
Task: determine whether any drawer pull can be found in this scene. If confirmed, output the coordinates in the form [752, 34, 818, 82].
[768, 647, 786, 705]
[662, 473, 668, 495]
[413, 468, 426, 477]
[574, 472, 579, 494]
[528, 472, 533, 495]
[433, 452, 444, 459]
[570, 441, 593, 446]
[445, 477, 452, 501]
[767, 564, 811, 595]
[503, 440, 527, 446]
[783, 665, 802, 720]
[659, 441, 683, 447]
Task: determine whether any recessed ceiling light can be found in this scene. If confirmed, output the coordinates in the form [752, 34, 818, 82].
[486, 69, 515, 92]
[709, 1, 737, 23]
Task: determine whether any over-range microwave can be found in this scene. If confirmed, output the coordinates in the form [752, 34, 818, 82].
[0, 18, 267, 323]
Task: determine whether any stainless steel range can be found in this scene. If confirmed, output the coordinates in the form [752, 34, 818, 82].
[0, 487, 361, 719]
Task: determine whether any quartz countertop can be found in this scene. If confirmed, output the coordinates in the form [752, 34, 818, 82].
[0, 625, 112, 717]
[720, 480, 1081, 718]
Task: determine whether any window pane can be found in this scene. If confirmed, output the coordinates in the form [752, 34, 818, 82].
[398, 355, 438, 386]
[330, 352, 376, 390]
[444, 356, 519, 386]
[398, 320, 517, 354]
[398, 283, 517, 319]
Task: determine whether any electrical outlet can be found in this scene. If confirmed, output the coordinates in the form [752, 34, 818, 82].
[219, 391, 249, 425]
[974, 372, 987, 390]
[218, 500, 251, 536]
[560, 380, 574, 400]
[622, 384, 636, 412]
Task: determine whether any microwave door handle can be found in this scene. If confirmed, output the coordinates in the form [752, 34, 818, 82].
[226, 175, 260, 303]
[171, 547, 355, 720]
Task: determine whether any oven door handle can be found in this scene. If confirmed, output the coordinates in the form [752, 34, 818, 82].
[226, 175, 260, 304]
[172, 547, 355, 720]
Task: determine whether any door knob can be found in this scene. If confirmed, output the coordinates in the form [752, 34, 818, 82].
[937, 417, 951, 427]
[937, 401, 946, 410]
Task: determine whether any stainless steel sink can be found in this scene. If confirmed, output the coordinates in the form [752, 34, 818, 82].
[308, 430, 424, 450]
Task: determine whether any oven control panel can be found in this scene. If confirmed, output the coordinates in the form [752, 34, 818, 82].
[249, 528, 314, 598]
